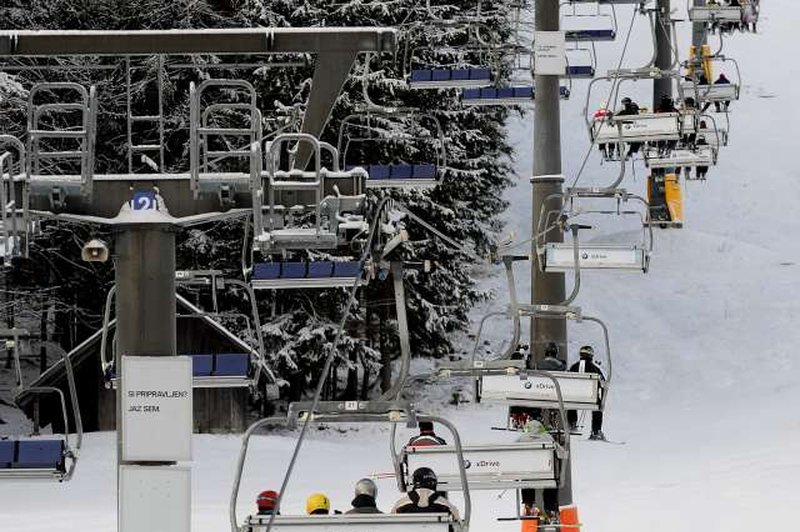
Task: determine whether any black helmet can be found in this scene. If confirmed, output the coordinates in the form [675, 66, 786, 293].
[544, 342, 558, 358]
[412, 467, 438, 491]
[579, 345, 595, 358]
[621, 97, 632, 105]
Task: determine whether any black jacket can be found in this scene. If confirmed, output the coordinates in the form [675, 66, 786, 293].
[346, 495, 382, 514]
[569, 358, 605, 379]
[392, 488, 460, 519]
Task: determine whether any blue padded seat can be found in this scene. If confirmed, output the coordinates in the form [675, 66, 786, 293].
[463, 88, 481, 100]
[390, 165, 413, 179]
[333, 261, 361, 278]
[514, 87, 534, 98]
[253, 263, 280, 280]
[191, 354, 214, 377]
[368, 165, 391, 180]
[214, 354, 250, 377]
[568, 65, 594, 77]
[497, 87, 515, 99]
[412, 165, 437, 179]
[14, 440, 63, 470]
[280, 262, 306, 279]
[470, 68, 491, 81]
[450, 69, 470, 81]
[0, 440, 14, 469]
[308, 261, 334, 278]
[431, 69, 451, 81]
[410, 70, 432, 82]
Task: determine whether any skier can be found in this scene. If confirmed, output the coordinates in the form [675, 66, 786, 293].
[695, 135, 710, 180]
[594, 102, 615, 159]
[407, 421, 447, 446]
[616, 97, 642, 156]
[538, 342, 567, 371]
[306, 493, 332, 515]
[517, 415, 559, 517]
[714, 74, 732, 113]
[346, 478, 382, 514]
[255, 490, 280, 516]
[392, 467, 461, 520]
[567, 345, 606, 440]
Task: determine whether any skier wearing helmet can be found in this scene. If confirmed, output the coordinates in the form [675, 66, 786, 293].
[255, 490, 280, 515]
[392, 467, 460, 519]
[346, 478, 382, 514]
[568, 345, 606, 440]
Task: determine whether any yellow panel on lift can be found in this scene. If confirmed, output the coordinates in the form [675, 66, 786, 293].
[664, 173, 683, 225]
[688, 45, 714, 81]
[648, 173, 683, 228]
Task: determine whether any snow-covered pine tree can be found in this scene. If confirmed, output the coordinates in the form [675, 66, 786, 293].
[0, 0, 523, 401]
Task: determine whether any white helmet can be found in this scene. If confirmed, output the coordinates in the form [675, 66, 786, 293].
[354, 478, 377, 499]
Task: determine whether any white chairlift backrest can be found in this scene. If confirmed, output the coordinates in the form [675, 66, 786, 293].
[681, 81, 739, 101]
[593, 113, 681, 143]
[544, 243, 648, 271]
[689, 5, 743, 23]
[404, 442, 557, 491]
[244, 513, 452, 532]
[481, 371, 601, 410]
[646, 146, 716, 169]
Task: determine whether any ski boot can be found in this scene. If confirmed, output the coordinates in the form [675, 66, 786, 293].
[589, 430, 606, 441]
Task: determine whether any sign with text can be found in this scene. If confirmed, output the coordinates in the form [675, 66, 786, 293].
[534, 31, 567, 76]
[121, 356, 192, 462]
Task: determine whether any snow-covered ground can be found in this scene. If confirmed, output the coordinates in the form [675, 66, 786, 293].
[2, 2, 800, 531]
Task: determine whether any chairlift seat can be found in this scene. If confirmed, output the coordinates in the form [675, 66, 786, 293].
[244, 513, 453, 532]
[280, 262, 307, 279]
[688, 6, 743, 23]
[308, 261, 334, 278]
[260, 228, 340, 251]
[566, 65, 595, 78]
[592, 113, 681, 144]
[680, 82, 740, 102]
[13, 440, 65, 471]
[480, 371, 602, 410]
[213, 353, 250, 377]
[0, 440, 14, 468]
[251, 260, 361, 289]
[365, 164, 438, 189]
[192, 354, 214, 377]
[409, 68, 492, 90]
[565, 29, 616, 42]
[542, 243, 649, 272]
[403, 442, 558, 490]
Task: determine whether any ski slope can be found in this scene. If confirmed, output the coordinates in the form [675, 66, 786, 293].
[2, 2, 799, 531]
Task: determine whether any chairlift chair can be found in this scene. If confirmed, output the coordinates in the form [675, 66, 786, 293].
[337, 113, 446, 190]
[231, 401, 471, 532]
[560, 2, 618, 42]
[0, 348, 82, 481]
[680, 56, 742, 108]
[249, 260, 365, 290]
[26, 82, 98, 198]
[565, 45, 597, 79]
[250, 134, 369, 253]
[536, 188, 653, 272]
[189, 79, 263, 197]
[0, 140, 30, 263]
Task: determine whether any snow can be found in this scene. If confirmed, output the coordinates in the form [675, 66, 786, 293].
[3, 2, 800, 531]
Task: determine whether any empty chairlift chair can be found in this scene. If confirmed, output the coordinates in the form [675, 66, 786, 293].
[561, 3, 618, 42]
[251, 133, 369, 252]
[462, 85, 570, 107]
[0, 349, 82, 481]
[408, 67, 493, 90]
[537, 188, 653, 272]
[337, 113, 446, 190]
[250, 260, 363, 290]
